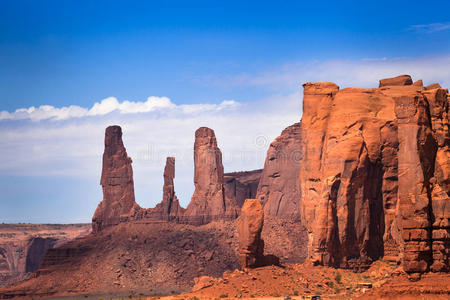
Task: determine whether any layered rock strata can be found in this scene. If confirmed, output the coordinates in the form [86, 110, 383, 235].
[256, 122, 302, 219]
[182, 127, 239, 225]
[299, 75, 449, 274]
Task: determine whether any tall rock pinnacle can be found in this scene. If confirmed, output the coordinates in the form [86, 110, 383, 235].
[92, 125, 140, 233]
[151, 157, 184, 220]
[183, 127, 239, 225]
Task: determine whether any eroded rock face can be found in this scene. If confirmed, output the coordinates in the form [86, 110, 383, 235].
[224, 170, 262, 208]
[299, 76, 449, 274]
[379, 75, 413, 87]
[92, 125, 140, 233]
[0, 224, 90, 286]
[150, 157, 184, 221]
[183, 127, 239, 225]
[256, 122, 302, 219]
[238, 199, 264, 268]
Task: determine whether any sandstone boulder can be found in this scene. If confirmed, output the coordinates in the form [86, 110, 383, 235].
[379, 75, 413, 87]
[426, 83, 442, 90]
[238, 199, 264, 268]
[256, 122, 302, 219]
[92, 125, 141, 233]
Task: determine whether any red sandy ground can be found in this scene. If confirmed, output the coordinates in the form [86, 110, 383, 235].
[144, 261, 450, 300]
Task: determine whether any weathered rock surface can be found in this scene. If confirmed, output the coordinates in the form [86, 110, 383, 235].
[299, 75, 449, 274]
[238, 199, 265, 268]
[224, 170, 262, 208]
[379, 75, 413, 87]
[92, 125, 140, 233]
[426, 83, 442, 90]
[0, 224, 90, 287]
[182, 127, 239, 225]
[256, 122, 302, 219]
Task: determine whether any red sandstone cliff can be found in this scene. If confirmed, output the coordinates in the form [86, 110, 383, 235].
[256, 122, 302, 219]
[224, 170, 262, 208]
[299, 75, 449, 274]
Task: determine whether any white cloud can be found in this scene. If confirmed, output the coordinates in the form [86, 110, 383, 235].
[1, 96, 183, 121]
[409, 22, 450, 33]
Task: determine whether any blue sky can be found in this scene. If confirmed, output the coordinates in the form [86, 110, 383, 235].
[1, 0, 449, 223]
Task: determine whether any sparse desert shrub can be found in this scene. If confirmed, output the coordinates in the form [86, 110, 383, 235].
[219, 294, 228, 298]
[293, 290, 299, 296]
[335, 272, 342, 284]
[190, 297, 200, 300]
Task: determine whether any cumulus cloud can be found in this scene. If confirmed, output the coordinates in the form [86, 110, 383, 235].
[0, 96, 239, 121]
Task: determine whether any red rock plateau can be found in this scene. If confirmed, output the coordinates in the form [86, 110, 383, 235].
[0, 224, 90, 287]
[1, 74, 448, 299]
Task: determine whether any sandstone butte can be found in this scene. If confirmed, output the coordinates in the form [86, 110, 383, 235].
[0, 74, 448, 299]
[89, 74, 448, 277]
[85, 74, 450, 276]
[300, 75, 449, 275]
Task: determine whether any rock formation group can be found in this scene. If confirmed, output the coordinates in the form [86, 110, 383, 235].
[1, 74, 448, 298]
[90, 74, 450, 276]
